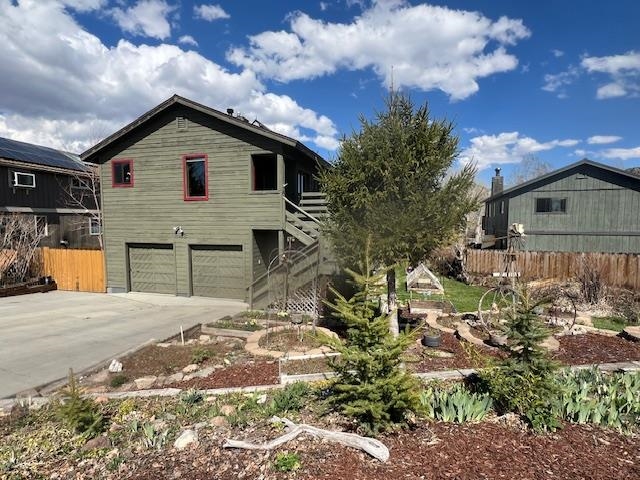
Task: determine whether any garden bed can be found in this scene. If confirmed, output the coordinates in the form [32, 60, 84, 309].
[554, 333, 640, 365]
[167, 361, 279, 389]
[405, 333, 503, 372]
[258, 329, 324, 352]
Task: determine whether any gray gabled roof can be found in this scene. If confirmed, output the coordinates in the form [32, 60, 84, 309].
[0, 136, 86, 172]
[81, 94, 329, 167]
[486, 158, 640, 202]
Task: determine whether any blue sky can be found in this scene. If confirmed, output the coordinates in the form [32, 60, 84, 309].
[0, 0, 638, 186]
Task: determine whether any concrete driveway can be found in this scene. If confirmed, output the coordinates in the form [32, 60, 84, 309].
[0, 291, 246, 398]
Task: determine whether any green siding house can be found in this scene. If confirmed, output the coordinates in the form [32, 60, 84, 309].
[483, 159, 640, 253]
[82, 95, 329, 303]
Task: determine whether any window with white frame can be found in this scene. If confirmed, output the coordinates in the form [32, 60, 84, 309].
[89, 218, 101, 236]
[12, 171, 36, 188]
[35, 215, 48, 236]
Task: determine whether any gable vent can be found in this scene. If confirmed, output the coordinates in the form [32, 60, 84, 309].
[177, 116, 187, 130]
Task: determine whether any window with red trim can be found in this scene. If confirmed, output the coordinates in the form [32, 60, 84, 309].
[183, 155, 208, 201]
[112, 159, 133, 187]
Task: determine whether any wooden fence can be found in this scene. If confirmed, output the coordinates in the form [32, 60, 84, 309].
[466, 249, 640, 291]
[40, 247, 105, 293]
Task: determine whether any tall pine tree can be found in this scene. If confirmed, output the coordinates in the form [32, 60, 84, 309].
[320, 92, 478, 335]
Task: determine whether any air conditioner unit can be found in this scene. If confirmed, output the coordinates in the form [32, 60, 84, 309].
[12, 171, 36, 188]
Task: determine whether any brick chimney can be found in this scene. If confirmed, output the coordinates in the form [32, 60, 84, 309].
[491, 167, 503, 196]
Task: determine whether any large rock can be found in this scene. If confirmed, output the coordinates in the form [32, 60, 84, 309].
[164, 372, 184, 385]
[191, 366, 215, 379]
[199, 334, 212, 344]
[174, 429, 198, 450]
[210, 416, 229, 428]
[182, 364, 199, 374]
[134, 376, 158, 390]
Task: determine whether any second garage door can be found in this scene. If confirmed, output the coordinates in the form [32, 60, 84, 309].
[128, 243, 176, 294]
[190, 245, 245, 299]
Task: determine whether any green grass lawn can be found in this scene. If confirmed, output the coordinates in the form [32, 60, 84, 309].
[395, 265, 489, 313]
[592, 316, 628, 332]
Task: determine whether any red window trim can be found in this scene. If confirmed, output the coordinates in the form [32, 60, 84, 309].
[112, 158, 134, 188]
[182, 154, 209, 201]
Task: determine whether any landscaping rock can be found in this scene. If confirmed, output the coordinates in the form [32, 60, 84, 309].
[164, 372, 184, 385]
[199, 334, 212, 343]
[256, 393, 267, 404]
[623, 325, 640, 342]
[108, 359, 123, 373]
[183, 364, 199, 374]
[94, 396, 110, 404]
[156, 342, 172, 348]
[134, 376, 158, 390]
[174, 429, 198, 450]
[191, 366, 215, 378]
[220, 405, 236, 416]
[82, 435, 111, 451]
[210, 416, 229, 428]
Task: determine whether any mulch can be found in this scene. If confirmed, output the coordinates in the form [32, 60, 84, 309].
[120, 421, 639, 480]
[169, 361, 279, 389]
[406, 333, 503, 373]
[554, 333, 640, 365]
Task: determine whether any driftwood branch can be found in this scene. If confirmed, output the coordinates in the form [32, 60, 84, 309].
[223, 416, 389, 462]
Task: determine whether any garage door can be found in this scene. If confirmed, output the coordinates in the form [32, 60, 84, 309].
[128, 244, 176, 294]
[191, 245, 245, 299]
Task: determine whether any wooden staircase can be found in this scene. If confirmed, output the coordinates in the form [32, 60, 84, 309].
[249, 192, 336, 310]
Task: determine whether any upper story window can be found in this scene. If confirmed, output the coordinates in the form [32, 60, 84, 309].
[12, 171, 36, 188]
[251, 153, 277, 191]
[112, 159, 133, 187]
[183, 154, 208, 201]
[536, 197, 567, 213]
[500, 201, 505, 214]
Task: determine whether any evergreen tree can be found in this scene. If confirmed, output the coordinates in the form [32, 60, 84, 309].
[324, 246, 421, 435]
[320, 92, 478, 335]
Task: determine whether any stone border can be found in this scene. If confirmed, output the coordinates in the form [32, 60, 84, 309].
[4, 361, 640, 415]
[245, 325, 337, 358]
[200, 325, 254, 339]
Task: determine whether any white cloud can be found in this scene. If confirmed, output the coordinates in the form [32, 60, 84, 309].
[587, 135, 622, 145]
[178, 35, 198, 47]
[194, 3, 230, 21]
[60, 0, 107, 11]
[227, 1, 530, 100]
[459, 132, 579, 169]
[601, 146, 640, 160]
[581, 51, 640, 99]
[0, 0, 338, 152]
[541, 65, 579, 97]
[596, 82, 627, 99]
[110, 0, 176, 40]
[573, 149, 588, 157]
[319, 2, 329, 11]
[551, 49, 564, 58]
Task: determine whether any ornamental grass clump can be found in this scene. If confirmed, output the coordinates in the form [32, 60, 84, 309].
[555, 368, 640, 433]
[419, 383, 493, 423]
[324, 254, 421, 435]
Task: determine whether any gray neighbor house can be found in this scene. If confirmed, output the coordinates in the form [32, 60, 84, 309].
[483, 159, 640, 253]
[82, 95, 330, 305]
[0, 136, 101, 249]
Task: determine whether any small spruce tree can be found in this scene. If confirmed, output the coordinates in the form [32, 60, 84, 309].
[324, 245, 421, 435]
[481, 287, 561, 431]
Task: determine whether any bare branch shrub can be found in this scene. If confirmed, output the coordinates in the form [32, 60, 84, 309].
[61, 164, 102, 249]
[0, 214, 46, 286]
[576, 256, 605, 304]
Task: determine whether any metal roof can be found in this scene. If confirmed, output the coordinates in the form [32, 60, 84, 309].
[0, 137, 86, 172]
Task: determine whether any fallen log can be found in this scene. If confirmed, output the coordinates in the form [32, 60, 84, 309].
[223, 416, 389, 462]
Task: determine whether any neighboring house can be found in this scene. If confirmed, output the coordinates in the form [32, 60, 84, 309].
[483, 159, 640, 253]
[0, 136, 101, 249]
[82, 95, 330, 304]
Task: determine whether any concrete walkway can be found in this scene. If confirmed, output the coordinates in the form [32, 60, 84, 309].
[0, 291, 246, 398]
